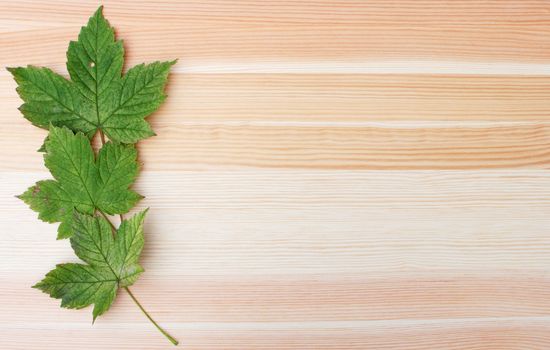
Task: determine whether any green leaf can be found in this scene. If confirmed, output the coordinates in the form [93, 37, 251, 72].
[18, 125, 142, 239]
[7, 66, 96, 135]
[8, 6, 175, 143]
[34, 210, 147, 321]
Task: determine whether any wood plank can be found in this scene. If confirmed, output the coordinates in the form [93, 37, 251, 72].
[2, 317, 549, 350]
[2, 273, 550, 323]
[3, 170, 550, 275]
[3, 119, 550, 171]
[141, 122, 550, 170]
[162, 74, 550, 121]
[2, 0, 550, 70]
[3, 74, 550, 125]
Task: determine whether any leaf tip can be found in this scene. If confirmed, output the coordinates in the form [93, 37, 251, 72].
[56, 232, 71, 240]
[92, 306, 104, 324]
[31, 281, 43, 290]
[95, 5, 105, 16]
[6, 67, 21, 79]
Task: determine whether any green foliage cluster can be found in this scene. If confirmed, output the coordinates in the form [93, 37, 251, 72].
[9, 7, 178, 345]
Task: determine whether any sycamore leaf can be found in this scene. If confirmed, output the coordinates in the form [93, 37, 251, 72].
[18, 125, 142, 239]
[8, 6, 175, 143]
[15, 6, 179, 345]
[34, 210, 147, 321]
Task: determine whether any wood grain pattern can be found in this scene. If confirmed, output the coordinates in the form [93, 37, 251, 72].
[2, 0, 550, 68]
[6, 121, 550, 171]
[4, 74, 550, 122]
[1, 1, 550, 349]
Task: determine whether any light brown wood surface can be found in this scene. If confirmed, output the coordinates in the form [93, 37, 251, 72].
[1, 1, 550, 349]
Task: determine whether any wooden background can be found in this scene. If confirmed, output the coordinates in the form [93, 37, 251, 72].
[1, 1, 550, 349]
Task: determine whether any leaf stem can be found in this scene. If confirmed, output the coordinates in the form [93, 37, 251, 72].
[98, 210, 117, 232]
[96, 210, 178, 346]
[124, 286, 179, 346]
